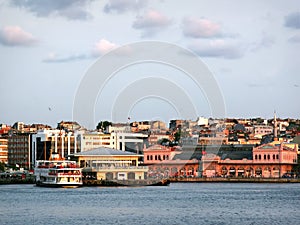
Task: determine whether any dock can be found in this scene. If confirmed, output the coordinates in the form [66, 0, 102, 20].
[83, 179, 170, 187]
[170, 177, 300, 183]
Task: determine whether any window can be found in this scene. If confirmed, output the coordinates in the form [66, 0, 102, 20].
[255, 155, 257, 160]
[264, 154, 266, 160]
[259, 155, 261, 160]
[276, 154, 279, 160]
[273, 154, 275, 160]
[267, 154, 270, 160]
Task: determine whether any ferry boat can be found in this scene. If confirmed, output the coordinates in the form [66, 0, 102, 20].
[34, 159, 83, 188]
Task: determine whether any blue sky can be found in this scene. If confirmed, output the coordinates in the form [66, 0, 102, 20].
[0, 0, 299, 128]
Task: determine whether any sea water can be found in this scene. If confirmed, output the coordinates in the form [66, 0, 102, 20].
[1, 183, 299, 225]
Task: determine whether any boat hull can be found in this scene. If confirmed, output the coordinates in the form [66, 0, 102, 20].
[36, 181, 82, 188]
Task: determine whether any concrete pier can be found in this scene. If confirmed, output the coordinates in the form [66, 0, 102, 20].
[170, 177, 300, 183]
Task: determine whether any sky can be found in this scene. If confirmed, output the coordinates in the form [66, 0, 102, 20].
[0, 0, 299, 129]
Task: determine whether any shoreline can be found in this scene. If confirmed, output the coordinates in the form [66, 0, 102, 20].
[2, 177, 300, 185]
[169, 177, 300, 183]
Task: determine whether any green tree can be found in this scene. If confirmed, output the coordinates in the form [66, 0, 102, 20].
[158, 138, 170, 146]
[0, 162, 5, 172]
[96, 121, 112, 132]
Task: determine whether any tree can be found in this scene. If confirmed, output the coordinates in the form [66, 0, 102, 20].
[158, 138, 170, 146]
[96, 121, 112, 132]
[0, 162, 5, 172]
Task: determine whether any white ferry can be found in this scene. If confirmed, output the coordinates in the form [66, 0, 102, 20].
[34, 159, 83, 188]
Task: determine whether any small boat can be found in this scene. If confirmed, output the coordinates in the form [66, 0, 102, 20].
[34, 158, 83, 188]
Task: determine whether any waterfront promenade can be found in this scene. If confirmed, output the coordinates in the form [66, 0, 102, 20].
[170, 177, 300, 183]
[2, 176, 300, 185]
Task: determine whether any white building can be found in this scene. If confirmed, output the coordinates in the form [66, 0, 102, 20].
[76, 132, 111, 152]
[31, 129, 78, 164]
[110, 132, 148, 153]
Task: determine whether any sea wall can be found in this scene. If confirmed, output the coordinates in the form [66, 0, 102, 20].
[170, 177, 300, 183]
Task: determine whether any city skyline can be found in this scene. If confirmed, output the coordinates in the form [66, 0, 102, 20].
[0, 0, 299, 128]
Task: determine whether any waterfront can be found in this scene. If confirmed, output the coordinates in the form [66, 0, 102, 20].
[1, 183, 300, 225]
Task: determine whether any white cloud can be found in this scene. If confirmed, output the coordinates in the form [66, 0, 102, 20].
[0, 26, 37, 46]
[182, 17, 221, 38]
[10, 0, 94, 20]
[284, 12, 300, 29]
[189, 39, 244, 59]
[42, 52, 90, 63]
[104, 0, 147, 13]
[43, 39, 120, 63]
[132, 9, 172, 37]
[92, 39, 118, 56]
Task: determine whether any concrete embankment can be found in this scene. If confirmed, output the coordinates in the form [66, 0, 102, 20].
[170, 177, 300, 183]
[83, 179, 170, 186]
[0, 177, 35, 185]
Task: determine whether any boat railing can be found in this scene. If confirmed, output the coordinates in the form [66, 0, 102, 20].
[49, 172, 82, 176]
[89, 165, 148, 170]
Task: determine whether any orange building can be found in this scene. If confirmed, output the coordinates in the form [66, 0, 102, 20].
[143, 145, 199, 178]
[201, 143, 298, 178]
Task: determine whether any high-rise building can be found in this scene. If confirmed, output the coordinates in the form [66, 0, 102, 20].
[8, 133, 32, 169]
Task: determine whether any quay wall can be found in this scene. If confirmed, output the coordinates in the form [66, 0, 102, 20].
[170, 177, 300, 183]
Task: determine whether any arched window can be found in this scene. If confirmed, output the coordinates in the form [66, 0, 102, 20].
[267, 154, 270, 160]
[273, 154, 275, 160]
[255, 167, 262, 177]
[276, 154, 279, 160]
[255, 155, 257, 160]
[264, 154, 266, 160]
[221, 166, 228, 176]
[259, 155, 261, 160]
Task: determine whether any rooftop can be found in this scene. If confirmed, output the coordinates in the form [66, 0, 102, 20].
[74, 147, 139, 156]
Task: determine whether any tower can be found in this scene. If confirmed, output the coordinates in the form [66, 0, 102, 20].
[274, 111, 278, 141]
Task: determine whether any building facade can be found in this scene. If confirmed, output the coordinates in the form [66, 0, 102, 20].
[201, 143, 298, 178]
[73, 147, 148, 181]
[32, 129, 77, 164]
[143, 145, 199, 178]
[8, 133, 32, 169]
[0, 138, 8, 164]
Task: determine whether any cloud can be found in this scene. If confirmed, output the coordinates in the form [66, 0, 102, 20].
[189, 39, 244, 59]
[182, 17, 222, 38]
[132, 9, 172, 37]
[10, 0, 94, 20]
[0, 26, 37, 46]
[288, 34, 300, 43]
[43, 39, 120, 63]
[104, 0, 147, 13]
[284, 12, 300, 29]
[42, 52, 90, 63]
[92, 39, 118, 56]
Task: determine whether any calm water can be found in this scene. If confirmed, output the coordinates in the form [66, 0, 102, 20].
[0, 183, 300, 225]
